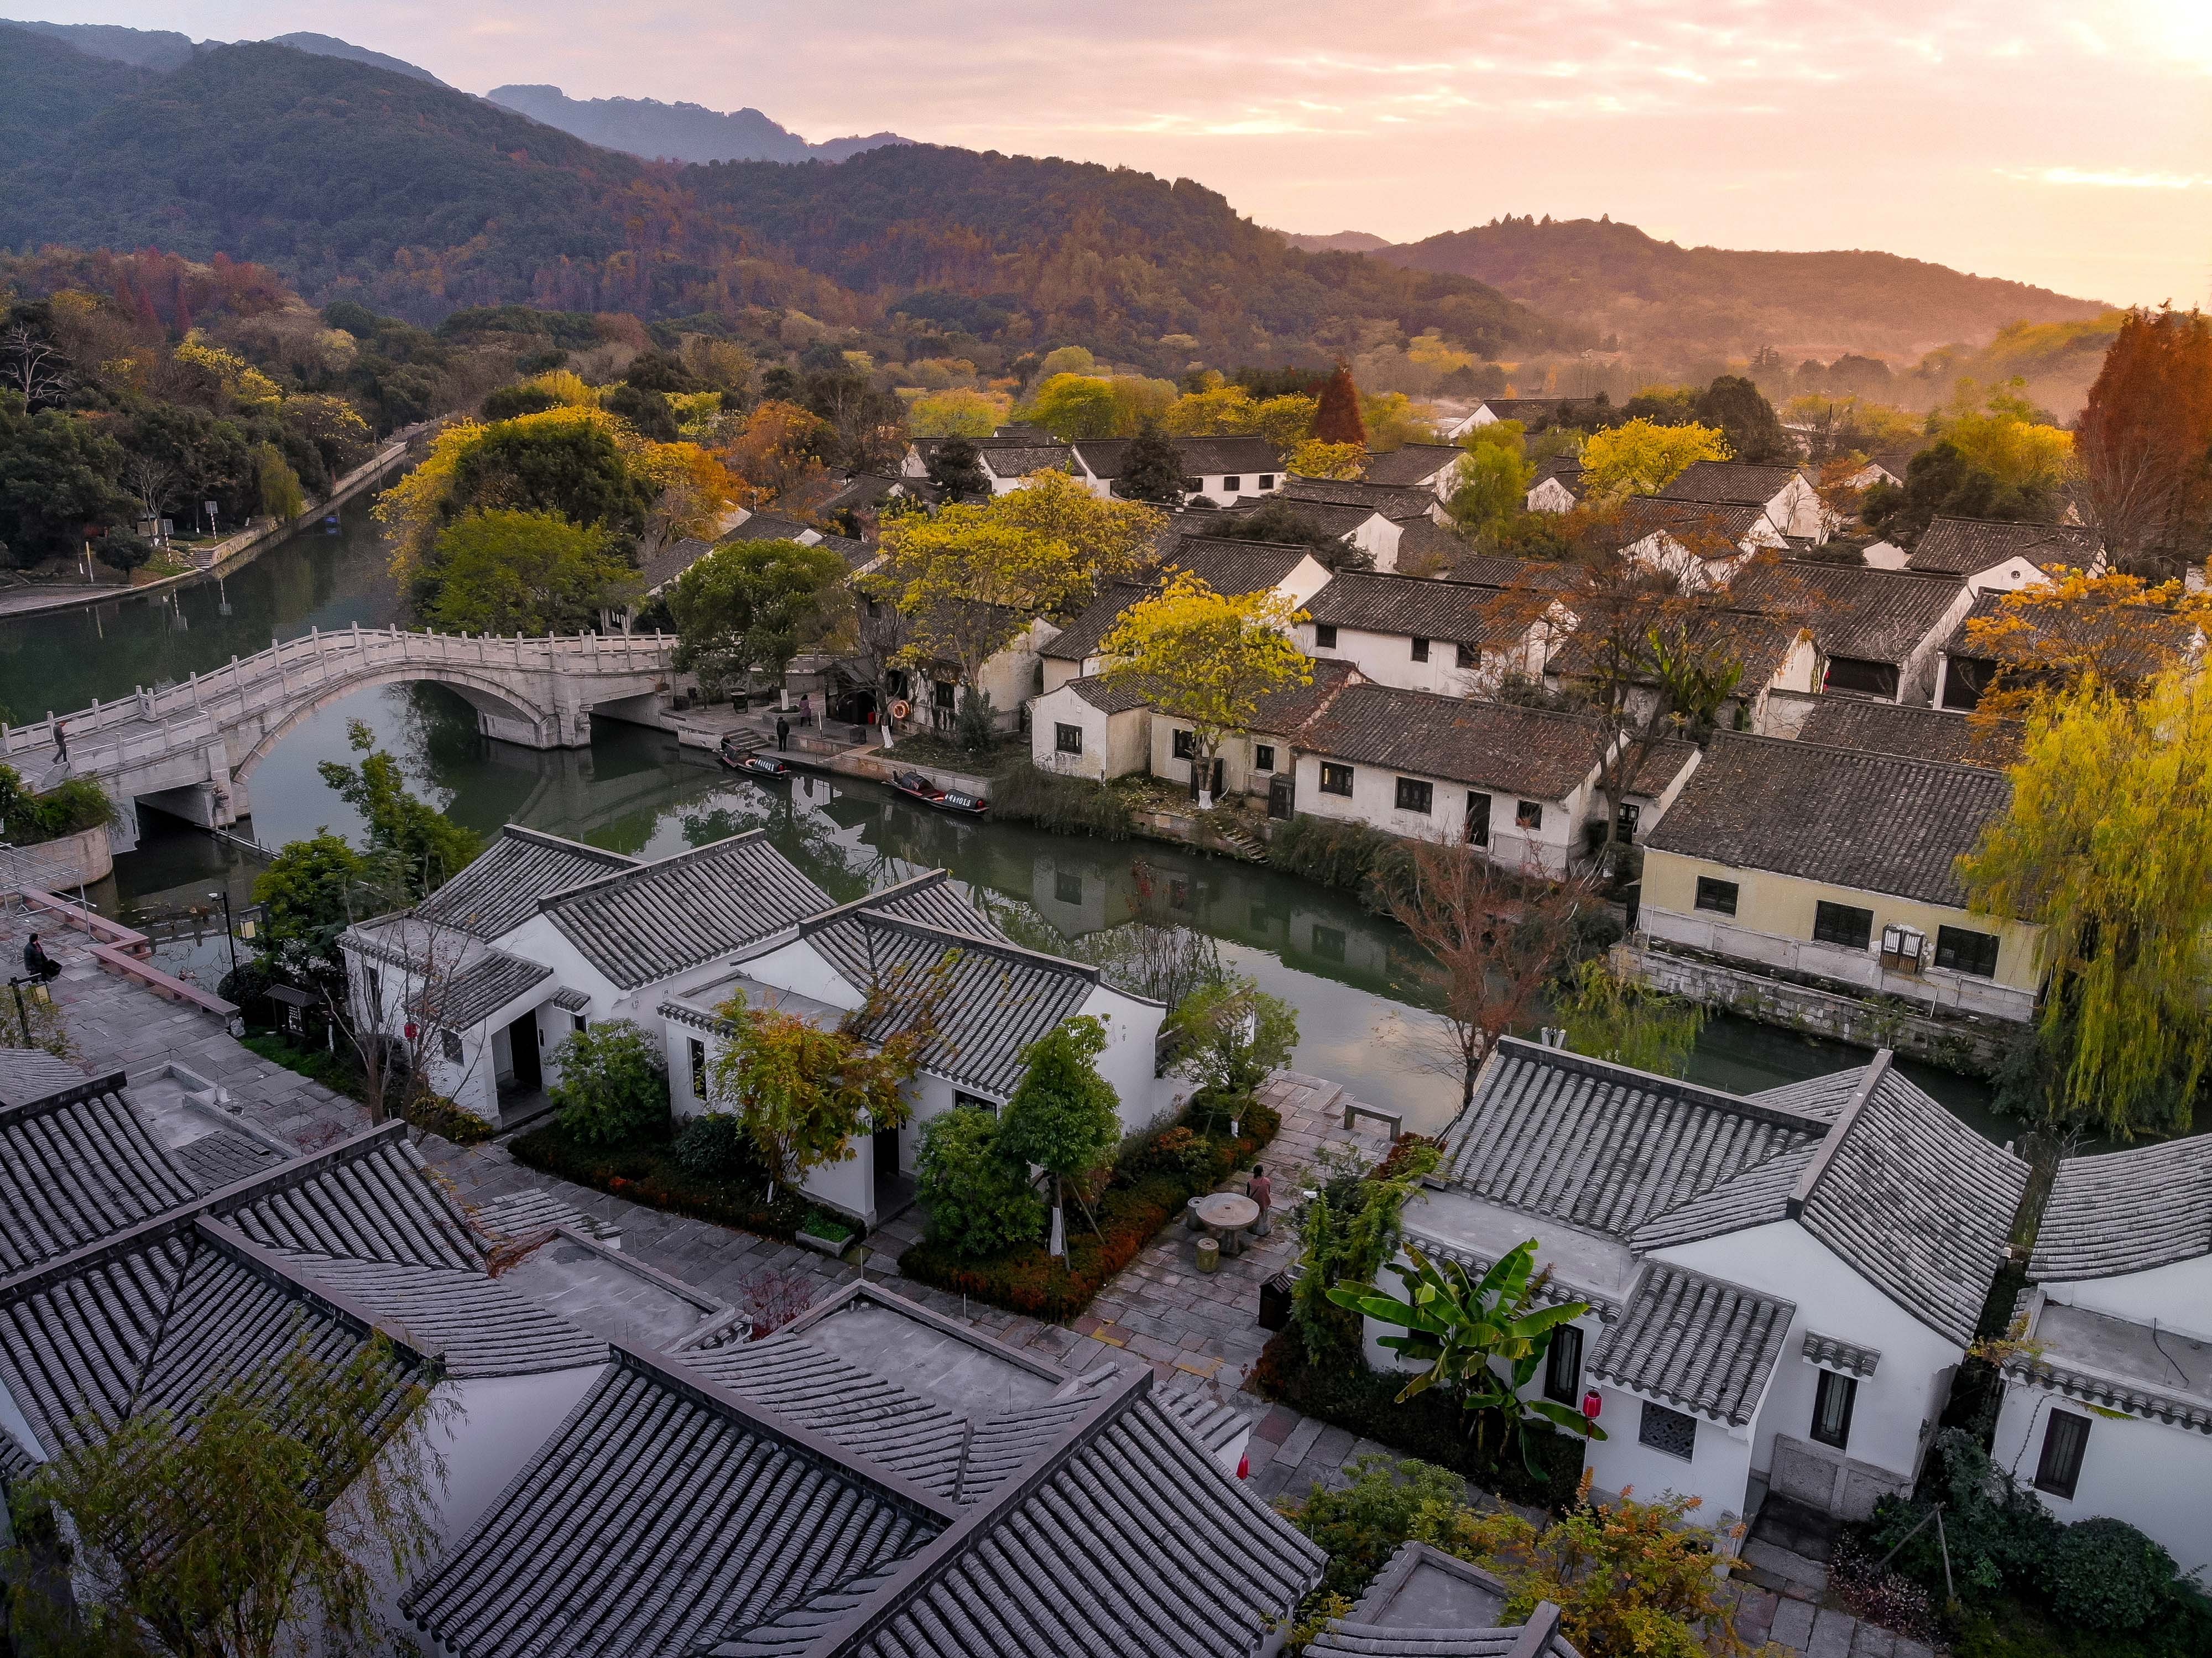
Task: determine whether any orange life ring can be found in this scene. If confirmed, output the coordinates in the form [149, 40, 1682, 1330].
[889, 698, 912, 720]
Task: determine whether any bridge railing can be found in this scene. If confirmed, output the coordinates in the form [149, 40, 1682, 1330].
[0, 626, 675, 771]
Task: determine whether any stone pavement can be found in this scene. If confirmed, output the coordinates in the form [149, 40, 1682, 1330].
[17, 904, 1926, 1657]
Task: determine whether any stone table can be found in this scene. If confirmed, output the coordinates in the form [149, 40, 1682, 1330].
[1191, 1191, 1260, 1254]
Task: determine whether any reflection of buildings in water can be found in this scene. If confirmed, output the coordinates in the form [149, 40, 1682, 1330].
[1029, 852, 1115, 939]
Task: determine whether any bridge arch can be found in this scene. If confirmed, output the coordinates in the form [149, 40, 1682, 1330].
[232, 665, 557, 784]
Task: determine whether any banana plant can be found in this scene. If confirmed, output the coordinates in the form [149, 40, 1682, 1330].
[1327, 1239, 1605, 1471]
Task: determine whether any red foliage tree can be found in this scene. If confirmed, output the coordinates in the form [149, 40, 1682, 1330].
[1310, 363, 1369, 447]
[2077, 306, 2212, 570]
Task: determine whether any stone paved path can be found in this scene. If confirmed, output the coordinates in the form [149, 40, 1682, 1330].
[14, 901, 1931, 1656]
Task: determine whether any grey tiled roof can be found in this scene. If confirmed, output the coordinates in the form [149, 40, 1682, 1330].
[1175, 434, 1289, 475]
[1437, 1041, 1830, 1242]
[1063, 674, 1154, 714]
[1037, 581, 1149, 661]
[1802, 1330, 1881, 1378]
[1731, 561, 1966, 667]
[1626, 1145, 1818, 1250]
[726, 513, 816, 542]
[1641, 731, 2010, 906]
[1448, 552, 1578, 591]
[1908, 516, 2100, 577]
[1613, 496, 1770, 550]
[172, 1125, 287, 1191]
[639, 535, 712, 593]
[1221, 499, 1385, 543]
[0, 1070, 200, 1273]
[216, 1131, 489, 1269]
[1660, 461, 1803, 507]
[2031, 1138, 2212, 1282]
[0, 1048, 93, 1104]
[979, 444, 1075, 478]
[1474, 398, 1572, 422]
[1305, 572, 1534, 646]
[1999, 1348, 2212, 1435]
[1360, 444, 1464, 487]
[543, 833, 836, 989]
[419, 826, 638, 940]
[1167, 536, 1314, 595]
[1793, 698, 2016, 767]
[1548, 607, 1804, 694]
[411, 946, 550, 1029]
[1281, 476, 1440, 520]
[281, 1252, 605, 1378]
[1792, 1058, 2030, 1347]
[1590, 1261, 1794, 1425]
[1295, 684, 1608, 799]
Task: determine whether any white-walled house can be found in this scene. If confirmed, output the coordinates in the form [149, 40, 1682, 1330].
[1359, 444, 1467, 501]
[1990, 1139, 2212, 1577]
[1526, 458, 1585, 513]
[1547, 609, 1822, 734]
[1661, 461, 1828, 544]
[1070, 436, 1285, 505]
[1612, 497, 1784, 590]
[1029, 674, 1155, 782]
[1443, 397, 1575, 438]
[1297, 571, 1559, 696]
[1379, 1041, 2028, 1532]
[1147, 659, 1364, 805]
[1287, 685, 1698, 878]
[901, 435, 1076, 496]
[1730, 562, 1973, 705]
[1904, 517, 2105, 596]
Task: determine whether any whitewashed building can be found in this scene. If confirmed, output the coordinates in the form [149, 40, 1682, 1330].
[1069, 435, 1285, 505]
[1903, 517, 2105, 597]
[1991, 1138, 2212, 1578]
[1611, 497, 1784, 590]
[1660, 461, 1828, 544]
[1297, 571, 1560, 697]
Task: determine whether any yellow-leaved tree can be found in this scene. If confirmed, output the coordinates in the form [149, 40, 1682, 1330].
[1099, 572, 1311, 809]
[1936, 379, 2075, 494]
[1579, 418, 1730, 499]
[988, 468, 1164, 608]
[1959, 566, 2211, 725]
[1289, 439, 1366, 481]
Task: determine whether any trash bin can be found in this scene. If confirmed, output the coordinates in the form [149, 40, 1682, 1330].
[1258, 1271, 1295, 1331]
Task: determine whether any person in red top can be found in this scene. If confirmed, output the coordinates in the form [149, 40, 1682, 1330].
[1246, 1164, 1272, 1234]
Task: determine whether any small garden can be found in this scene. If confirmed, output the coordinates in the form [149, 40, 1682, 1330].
[0, 762, 116, 845]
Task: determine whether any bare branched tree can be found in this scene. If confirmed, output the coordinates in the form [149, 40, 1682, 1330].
[0, 322, 71, 409]
[328, 914, 491, 1127]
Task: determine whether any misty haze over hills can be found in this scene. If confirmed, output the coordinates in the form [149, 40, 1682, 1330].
[485, 85, 907, 165]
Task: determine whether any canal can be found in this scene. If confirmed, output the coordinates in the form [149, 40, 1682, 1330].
[8, 491, 2000, 1139]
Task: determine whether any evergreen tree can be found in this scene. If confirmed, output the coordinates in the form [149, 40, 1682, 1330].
[1693, 374, 1790, 463]
[1116, 416, 1188, 503]
[1310, 363, 1369, 447]
[996, 1015, 1122, 1259]
[927, 433, 990, 502]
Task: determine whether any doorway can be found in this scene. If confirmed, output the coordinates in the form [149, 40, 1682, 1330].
[504, 1011, 542, 1092]
[1267, 774, 1293, 821]
[872, 1121, 914, 1224]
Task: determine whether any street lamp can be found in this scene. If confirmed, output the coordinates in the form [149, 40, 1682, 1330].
[8, 974, 50, 1046]
[209, 889, 239, 981]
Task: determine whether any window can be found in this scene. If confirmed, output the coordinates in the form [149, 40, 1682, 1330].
[1054, 722, 1083, 755]
[932, 679, 957, 710]
[1055, 870, 1084, 905]
[1935, 925, 2000, 977]
[687, 1037, 708, 1100]
[1253, 743, 1276, 772]
[1515, 799, 1544, 830]
[1222, 475, 1242, 493]
[1543, 1324, 1584, 1405]
[1311, 924, 1347, 962]
[953, 1090, 998, 1114]
[1465, 792, 1490, 847]
[440, 1029, 464, 1065]
[2035, 1410, 2090, 1500]
[1616, 802, 1641, 843]
[364, 967, 383, 1018]
[1319, 762, 1354, 797]
[1694, 877, 1739, 917]
[1455, 642, 1479, 670]
[1639, 1401, 1697, 1461]
[1411, 637, 1431, 663]
[1813, 900, 1875, 951]
[1258, 473, 1277, 491]
[1314, 623, 1339, 649]
[570, 1012, 588, 1036]
[1811, 1370, 1857, 1450]
[1395, 777, 1434, 814]
[1171, 728, 1195, 760]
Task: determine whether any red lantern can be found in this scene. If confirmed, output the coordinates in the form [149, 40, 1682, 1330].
[403, 1021, 419, 1041]
[1236, 1451, 1250, 1480]
[1581, 1390, 1603, 1420]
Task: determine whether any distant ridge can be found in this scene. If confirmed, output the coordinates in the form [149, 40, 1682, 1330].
[1277, 230, 1392, 254]
[487, 84, 907, 165]
[267, 32, 446, 86]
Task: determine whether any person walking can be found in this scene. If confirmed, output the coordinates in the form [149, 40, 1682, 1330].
[51, 721, 66, 767]
[1246, 1162, 1273, 1237]
[775, 715, 791, 752]
[798, 692, 813, 729]
[22, 933, 59, 982]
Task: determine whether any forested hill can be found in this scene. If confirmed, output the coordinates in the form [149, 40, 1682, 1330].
[0, 30, 1560, 369]
[486, 85, 904, 165]
[1374, 216, 2106, 362]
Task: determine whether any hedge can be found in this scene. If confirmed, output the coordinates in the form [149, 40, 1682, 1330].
[988, 764, 1134, 840]
[510, 1117, 804, 1238]
[1267, 815, 1415, 914]
[898, 1094, 1280, 1321]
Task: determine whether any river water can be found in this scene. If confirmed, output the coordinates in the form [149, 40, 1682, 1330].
[7, 491, 2000, 1139]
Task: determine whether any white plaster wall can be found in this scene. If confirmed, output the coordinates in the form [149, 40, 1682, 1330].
[729, 937, 868, 1013]
[1584, 1385, 1756, 1526]
[2044, 1257, 2212, 1340]
[1029, 689, 1146, 781]
[1077, 982, 1172, 1133]
[1658, 1221, 1964, 1486]
[1290, 753, 1585, 879]
[1301, 624, 1491, 696]
[1151, 721, 1282, 800]
[1991, 1383, 2212, 1578]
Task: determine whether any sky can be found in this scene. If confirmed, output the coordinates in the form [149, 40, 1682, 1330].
[8, 0, 2209, 307]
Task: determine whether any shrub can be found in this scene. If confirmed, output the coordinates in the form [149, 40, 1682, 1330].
[0, 765, 118, 843]
[670, 1110, 760, 1182]
[915, 1107, 1046, 1258]
[549, 1019, 671, 1146]
[1269, 814, 1416, 913]
[1865, 1431, 2060, 1606]
[1279, 1454, 1468, 1601]
[1126, 1124, 1216, 1184]
[406, 1094, 495, 1146]
[2048, 1518, 2178, 1632]
[989, 764, 1134, 839]
[509, 1115, 802, 1238]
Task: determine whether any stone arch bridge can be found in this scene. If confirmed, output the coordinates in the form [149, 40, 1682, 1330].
[6, 625, 679, 851]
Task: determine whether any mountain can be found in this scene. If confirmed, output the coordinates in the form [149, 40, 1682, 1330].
[0, 24, 158, 165]
[4, 18, 195, 70]
[1277, 230, 1392, 254]
[0, 32, 1558, 370]
[268, 32, 447, 86]
[487, 84, 903, 165]
[1373, 216, 2107, 363]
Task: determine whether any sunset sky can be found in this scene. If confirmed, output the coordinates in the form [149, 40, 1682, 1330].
[12, 0, 2208, 307]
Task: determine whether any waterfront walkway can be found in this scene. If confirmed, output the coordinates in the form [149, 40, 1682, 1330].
[11, 904, 1923, 1658]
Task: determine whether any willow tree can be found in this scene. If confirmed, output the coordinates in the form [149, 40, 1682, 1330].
[1961, 667, 2212, 1137]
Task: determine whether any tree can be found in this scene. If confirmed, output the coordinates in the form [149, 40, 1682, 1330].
[1446, 426, 1535, 537]
[996, 1015, 1122, 1259]
[914, 1106, 1047, 1258]
[1578, 418, 1728, 498]
[551, 1019, 671, 1145]
[1938, 379, 2075, 496]
[1556, 958, 1705, 1076]
[1099, 572, 1311, 809]
[1958, 566, 2209, 724]
[606, 380, 679, 442]
[908, 389, 1005, 440]
[1025, 373, 1120, 440]
[1961, 668, 2212, 1138]
[711, 992, 920, 1202]
[870, 506, 1081, 698]
[988, 467, 1163, 601]
[1289, 439, 1366, 481]
[1292, 1142, 1441, 1364]
[252, 831, 374, 963]
[0, 401, 134, 566]
[2075, 306, 2212, 569]
[1385, 842, 1580, 1105]
[316, 721, 481, 897]
[1117, 416, 1188, 503]
[0, 315, 71, 409]
[424, 509, 640, 635]
[1861, 439, 2058, 547]
[797, 366, 908, 472]
[1213, 497, 1369, 571]
[1311, 364, 1369, 447]
[4, 1336, 445, 1658]
[1164, 974, 1298, 1103]
[925, 432, 992, 501]
[669, 536, 850, 697]
[1693, 374, 1789, 463]
[719, 398, 837, 505]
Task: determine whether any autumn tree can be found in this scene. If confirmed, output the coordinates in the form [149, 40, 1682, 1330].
[1099, 572, 1311, 809]
[1385, 842, 1582, 1106]
[1447, 421, 1535, 536]
[718, 398, 838, 505]
[989, 467, 1164, 603]
[1311, 364, 1370, 447]
[425, 509, 641, 635]
[1025, 373, 1121, 440]
[669, 536, 852, 698]
[1288, 439, 1366, 481]
[909, 389, 1004, 440]
[1578, 418, 1729, 498]
[2075, 306, 2212, 570]
[997, 1015, 1123, 1259]
[926, 432, 992, 502]
[1961, 667, 2212, 1138]
[868, 507, 1081, 709]
[1693, 374, 1789, 463]
[1959, 566, 2211, 724]
[711, 990, 921, 1202]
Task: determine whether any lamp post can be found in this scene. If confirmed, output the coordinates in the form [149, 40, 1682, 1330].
[209, 888, 239, 981]
[8, 974, 49, 1045]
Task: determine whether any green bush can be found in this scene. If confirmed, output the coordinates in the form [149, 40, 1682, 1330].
[509, 1115, 801, 1238]
[989, 764, 1134, 840]
[1282, 1454, 1468, 1602]
[670, 1110, 760, 1182]
[2048, 1519, 2178, 1632]
[1269, 814, 1414, 913]
[549, 1019, 670, 1146]
[914, 1106, 1047, 1258]
[0, 764, 117, 844]
[1866, 1431, 2060, 1606]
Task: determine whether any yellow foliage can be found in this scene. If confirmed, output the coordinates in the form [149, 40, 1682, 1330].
[523, 369, 599, 407]
[907, 388, 1009, 437]
[1934, 380, 2074, 491]
[375, 419, 483, 577]
[988, 469, 1163, 597]
[870, 508, 1082, 688]
[1163, 386, 1315, 449]
[667, 390, 724, 437]
[1961, 566, 2211, 724]
[633, 441, 738, 548]
[1290, 440, 1366, 481]
[1360, 390, 1438, 452]
[174, 333, 283, 408]
[1580, 419, 1730, 498]
[1099, 572, 1310, 768]
[1406, 330, 1479, 376]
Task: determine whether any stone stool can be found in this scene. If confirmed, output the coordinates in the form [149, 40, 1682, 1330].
[1195, 1235, 1221, 1274]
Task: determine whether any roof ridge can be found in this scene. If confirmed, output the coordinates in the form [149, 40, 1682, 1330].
[489, 823, 641, 866]
[1705, 727, 2010, 781]
[852, 911, 1105, 986]
[537, 830, 770, 910]
[193, 1216, 444, 1370]
[1487, 1036, 1837, 1133]
[1787, 1051, 1892, 1219]
[0, 1067, 132, 1127]
[794, 871, 951, 938]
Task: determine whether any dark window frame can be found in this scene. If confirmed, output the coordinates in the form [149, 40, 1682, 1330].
[1319, 762, 1355, 797]
[1811, 1369, 1857, 1450]
[1053, 721, 1083, 755]
[2034, 1409, 2090, 1500]
[1694, 877, 1739, 917]
[1222, 475, 1242, 494]
[1395, 776, 1434, 814]
[1055, 870, 1084, 906]
[953, 1089, 998, 1115]
[687, 1037, 708, 1100]
[1616, 801, 1642, 843]
[1253, 743, 1277, 772]
[1314, 623, 1339, 649]
[1813, 900, 1875, 950]
[1171, 728, 1195, 760]
[1257, 473, 1276, 491]
[1638, 1400, 1697, 1462]
[1543, 1324, 1584, 1405]
[1311, 923, 1347, 962]
[1455, 641, 1480, 670]
[1934, 925, 2000, 978]
[1465, 792, 1491, 847]
[1411, 637, 1431, 663]
[1515, 799, 1544, 830]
